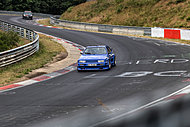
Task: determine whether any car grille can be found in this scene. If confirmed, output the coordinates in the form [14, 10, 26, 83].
[86, 60, 98, 63]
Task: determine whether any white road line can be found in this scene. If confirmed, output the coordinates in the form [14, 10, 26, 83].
[154, 43, 161, 46]
[89, 84, 190, 127]
[85, 75, 111, 79]
[84, 74, 96, 79]
[178, 88, 190, 94]
[14, 79, 38, 86]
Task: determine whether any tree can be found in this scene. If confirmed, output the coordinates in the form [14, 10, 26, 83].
[0, 0, 87, 15]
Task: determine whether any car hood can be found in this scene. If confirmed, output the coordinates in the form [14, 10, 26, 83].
[79, 54, 108, 60]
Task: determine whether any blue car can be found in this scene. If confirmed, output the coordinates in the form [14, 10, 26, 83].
[77, 45, 116, 71]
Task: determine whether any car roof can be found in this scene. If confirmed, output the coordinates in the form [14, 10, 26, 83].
[86, 45, 107, 48]
[24, 11, 32, 13]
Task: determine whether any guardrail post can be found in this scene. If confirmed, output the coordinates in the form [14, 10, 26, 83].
[4, 23, 8, 31]
[0, 21, 2, 30]
[30, 31, 33, 41]
[24, 29, 26, 38]
[17, 27, 21, 36]
[37, 39, 39, 51]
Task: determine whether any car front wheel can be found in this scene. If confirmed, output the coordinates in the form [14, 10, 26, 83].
[108, 60, 112, 70]
[112, 57, 116, 67]
[77, 67, 83, 72]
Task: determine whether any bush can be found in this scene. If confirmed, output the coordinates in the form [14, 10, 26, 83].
[0, 0, 86, 15]
[115, 0, 124, 4]
[67, 6, 74, 13]
[175, 0, 186, 4]
[126, 0, 160, 7]
[186, 16, 190, 21]
[0, 31, 20, 52]
[116, 4, 123, 13]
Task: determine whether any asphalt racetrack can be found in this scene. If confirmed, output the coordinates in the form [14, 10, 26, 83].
[1, 15, 190, 127]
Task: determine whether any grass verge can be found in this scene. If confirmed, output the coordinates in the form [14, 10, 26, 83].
[37, 18, 52, 26]
[36, 18, 67, 29]
[0, 34, 67, 87]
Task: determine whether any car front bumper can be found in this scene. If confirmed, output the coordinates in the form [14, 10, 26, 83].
[77, 62, 109, 70]
[23, 16, 33, 19]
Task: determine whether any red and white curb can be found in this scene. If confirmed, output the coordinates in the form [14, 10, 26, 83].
[34, 18, 62, 29]
[0, 32, 84, 92]
[0, 64, 76, 92]
[146, 85, 190, 109]
[152, 27, 190, 40]
[36, 23, 62, 29]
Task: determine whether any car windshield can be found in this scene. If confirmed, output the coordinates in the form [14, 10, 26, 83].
[84, 47, 107, 55]
[24, 12, 32, 15]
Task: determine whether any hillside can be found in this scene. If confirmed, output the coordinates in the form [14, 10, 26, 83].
[60, 0, 190, 28]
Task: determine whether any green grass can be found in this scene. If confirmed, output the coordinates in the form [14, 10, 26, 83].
[0, 34, 66, 86]
[37, 18, 52, 26]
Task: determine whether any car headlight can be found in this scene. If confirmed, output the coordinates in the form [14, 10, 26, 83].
[98, 60, 104, 63]
[79, 60, 86, 63]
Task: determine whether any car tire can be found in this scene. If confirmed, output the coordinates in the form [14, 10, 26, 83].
[77, 68, 82, 72]
[108, 60, 112, 70]
[112, 58, 116, 67]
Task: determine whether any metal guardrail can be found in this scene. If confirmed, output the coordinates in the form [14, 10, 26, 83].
[0, 20, 39, 67]
[0, 10, 54, 18]
[50, 16, 151, 36]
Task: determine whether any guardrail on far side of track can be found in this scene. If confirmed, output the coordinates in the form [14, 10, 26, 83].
[50, 16, 151, 36]
[0, 20, 39, 67]
[0, 10, 54, 18]
[50, 17, 190, 41]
